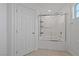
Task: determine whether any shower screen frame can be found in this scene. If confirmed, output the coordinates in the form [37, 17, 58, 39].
[38, 14, 66, 42]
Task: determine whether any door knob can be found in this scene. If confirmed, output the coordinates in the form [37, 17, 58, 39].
[40, 32, 44, 34]
[32, 32, 35, 34]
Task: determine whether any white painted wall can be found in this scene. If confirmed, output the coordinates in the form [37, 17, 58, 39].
[69, 4, 79, 55]
[0, 4, 7, 56]
[59, 4, 72, 51]
[69, 19, 79, 55]
[59, 4, 79, 56]
[23, 3, 68, 15]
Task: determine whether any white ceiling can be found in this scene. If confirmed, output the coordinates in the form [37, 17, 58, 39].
[22, 3, 73, 15]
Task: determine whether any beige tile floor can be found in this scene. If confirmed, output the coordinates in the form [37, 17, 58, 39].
[26, 49, 72, 56]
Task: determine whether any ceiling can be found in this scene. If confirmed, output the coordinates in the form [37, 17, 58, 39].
[22, 3, 73, 15]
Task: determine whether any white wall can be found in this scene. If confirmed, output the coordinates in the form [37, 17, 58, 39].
[69, 19, 79, 55]
[38, 41, 66, 50]
[59, 4, 72, 51]
[69, 4, 79, 55]
[0, 4, 7, 56]
[59, 4, 79, 56]
[59, 4, 73, 52]
[61, 4, 79, 56]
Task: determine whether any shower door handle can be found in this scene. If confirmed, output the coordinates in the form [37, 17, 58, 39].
[60, 32, 62, 35]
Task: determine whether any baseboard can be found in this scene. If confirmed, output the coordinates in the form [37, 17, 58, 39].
[67, 49, 78, 56]
[66, 50, 73, 56]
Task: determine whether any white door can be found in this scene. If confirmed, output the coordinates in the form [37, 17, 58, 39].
[40, 15, 65, 41]
[15, 5, 35, 56]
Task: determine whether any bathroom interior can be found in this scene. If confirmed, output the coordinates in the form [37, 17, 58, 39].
[0, 3, 79, 56]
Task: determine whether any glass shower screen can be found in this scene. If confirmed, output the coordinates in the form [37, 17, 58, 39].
[39, 15, 65, 41]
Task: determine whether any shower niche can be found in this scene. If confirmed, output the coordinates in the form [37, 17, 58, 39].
[39, 15, 65, 41]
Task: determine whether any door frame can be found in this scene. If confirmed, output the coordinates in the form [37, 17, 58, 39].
[7, 4, 16, 56]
